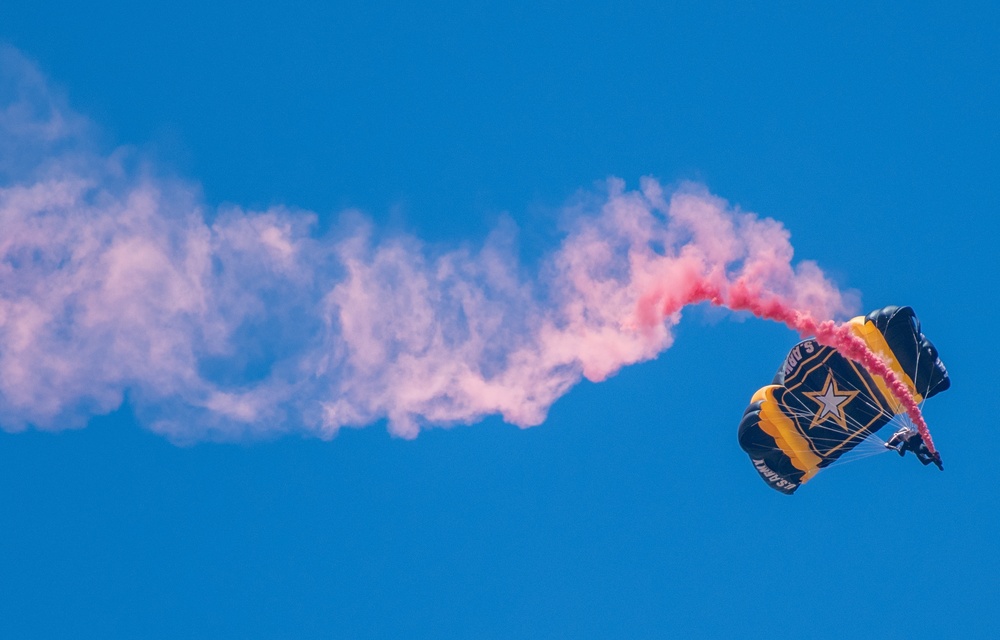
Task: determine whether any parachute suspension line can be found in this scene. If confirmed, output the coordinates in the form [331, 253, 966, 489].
[779, 394, 872, 440]
[729, 303, 949, 493]
[768, 388, 886, 472]
[781, 366, 891, 439]
[779, 402, 878, 451]
[823, 363, 886, 411]
[813, 362, 925, 468]
[776, 359, 922, 469]
[913, 329, 927, 400]
[657, 288, 947, 492]
[821, 363, 897, 424]
[816, 324, 936, 453]
[750, 389, 893, 472]
[717, 285, 938, 455]
[825, 440, 893, 469]
[908, 315, 938, 403]
[754, 362, 885, 454]
[749, 407, 891, 473]
[779, 368, 893, 471]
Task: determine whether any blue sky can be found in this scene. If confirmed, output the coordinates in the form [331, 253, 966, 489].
[1, 2, 998, 638]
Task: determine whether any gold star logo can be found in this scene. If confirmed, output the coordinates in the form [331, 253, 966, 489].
[803, 373, 860, 432]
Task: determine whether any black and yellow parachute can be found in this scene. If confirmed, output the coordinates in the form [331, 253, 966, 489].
[738, 306, 950, 494]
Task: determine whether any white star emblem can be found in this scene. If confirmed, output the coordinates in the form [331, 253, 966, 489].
[803, 373, 859, 432]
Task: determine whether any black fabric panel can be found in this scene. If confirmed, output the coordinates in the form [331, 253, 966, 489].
[866, 306, 951, 399]
[738, 402, 803, 494]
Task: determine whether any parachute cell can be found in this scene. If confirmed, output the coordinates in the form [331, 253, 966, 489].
[738, 306, 950, 494]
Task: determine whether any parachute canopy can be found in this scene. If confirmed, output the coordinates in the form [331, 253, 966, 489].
[738, 306, 950, 494]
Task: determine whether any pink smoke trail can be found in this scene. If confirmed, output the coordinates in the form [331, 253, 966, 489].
[3, 49, 925, 446]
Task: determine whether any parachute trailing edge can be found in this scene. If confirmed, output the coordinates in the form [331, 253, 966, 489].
[738, 306, 950, 494]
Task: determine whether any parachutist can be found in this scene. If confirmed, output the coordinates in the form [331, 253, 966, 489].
[885, 427, 942, 470]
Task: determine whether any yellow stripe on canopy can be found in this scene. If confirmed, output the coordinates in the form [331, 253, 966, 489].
[751, 385, 822, 482]
[847, 317, 924, 413]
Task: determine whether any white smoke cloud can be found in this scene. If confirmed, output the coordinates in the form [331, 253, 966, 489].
[0, 48, 856, 441]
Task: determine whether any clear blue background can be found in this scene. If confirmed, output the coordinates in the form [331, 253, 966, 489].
[1, 2, 997, 638]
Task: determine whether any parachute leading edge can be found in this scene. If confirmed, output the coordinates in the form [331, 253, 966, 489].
[738, 306, 950, 494]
